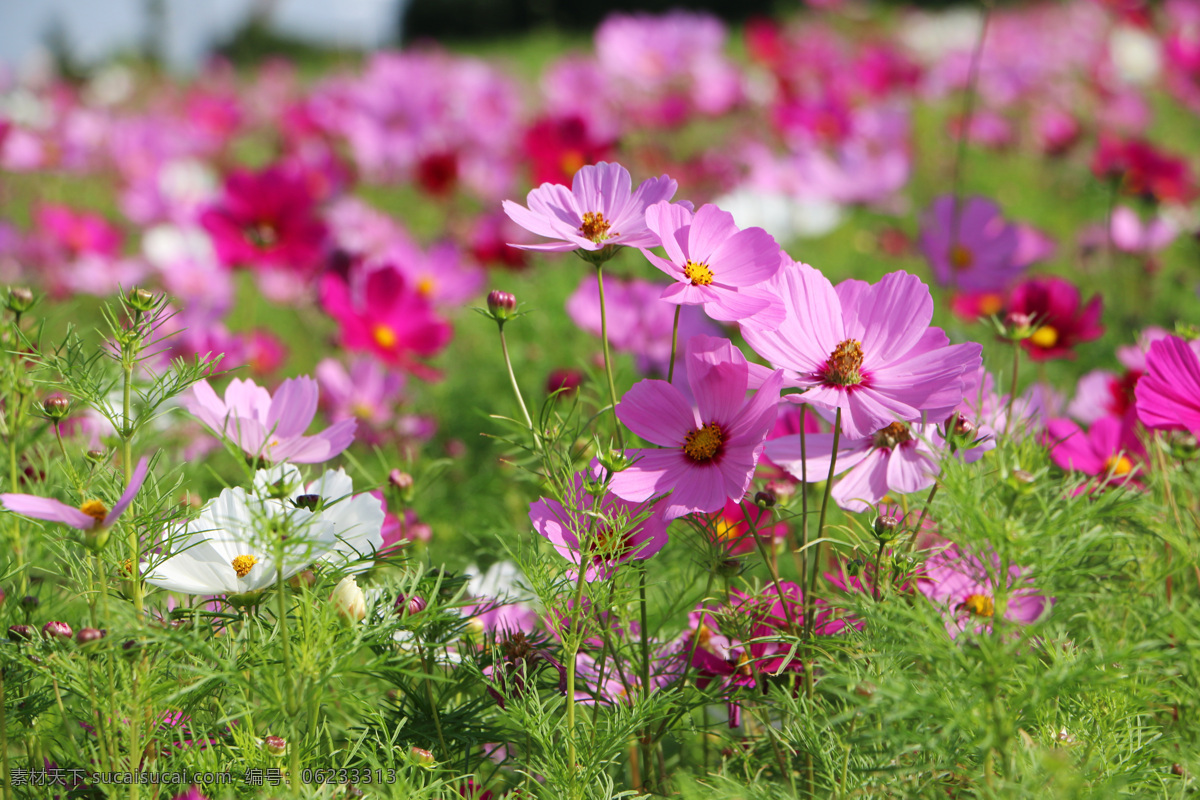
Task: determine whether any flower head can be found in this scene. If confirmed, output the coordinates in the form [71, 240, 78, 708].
[183, 376, 356, 464]
[916, 545, 1051, 639]
[502, 162, 686, 254]
[2, 457, 149, 531]
[742, 261, 982, 440]
[1045, 415, 1145, 490]
[1007, 277, 1103, 362]
[608, 336, 783, 519]
[919, 195, 1024, 292]
[1135, 335, 1200, 436]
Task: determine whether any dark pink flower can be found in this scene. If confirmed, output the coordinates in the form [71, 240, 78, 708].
[1007, 277, 1104, 362]
[1135, 335, 1200, 436]
[1045, 414, 1145, 490]
[703, 498, 787, 555]
[609, 336, 783, 520]
[1, 458, 148, 530]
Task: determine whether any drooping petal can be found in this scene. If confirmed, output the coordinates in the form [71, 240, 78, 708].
[104, 457, 150, 526]
[1, 494, 95, 529]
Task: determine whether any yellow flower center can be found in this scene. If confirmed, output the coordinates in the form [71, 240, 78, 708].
[823, 339, 865, 386]
[960, 593, 994, 618]
[79, 500, 109, 523]
[579, 211, 613, 243]
[372, 324, 398, 349]
[1104, 455, 1133, 476]
[1028, 325, 1059, 349]
[872, 422, 913, 450]
[978, 293, 1004, 316]
[417, 276, 435, 296]
[683, 260, 714, 286]
[683, 422, 725, 463]
[560, 151, 585, 177]
[231, 554, 259, 578]
[714, 516, 739, 541]
[950, 244, 974, 270]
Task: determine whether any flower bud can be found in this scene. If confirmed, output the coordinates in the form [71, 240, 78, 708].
[42, 396, 71, 421]
[716, 558, 742, 578]
[7, 624, 32, 642]
[86, 449, 108, 464]
[389, 469, 414, 491]
[41, 621, 73, 641]
[330, 576, 367, 623]
[394, 593, 427, 617]
[1012, 469, 1035, 485]
[873, 511, 902, 542]
[410, 747, 436, 768]
[20, 595, 39, 611]
[596, 449, 631, 474]
[945, 412, 975, 438]
[83, 525, 111, 554]
[126, 287, 159, 313]
[264, 735, 287, 756]
[76, 627, 106, 646]
[753, 489, 776, 508]
[287, 570, 316, 590]
[546, 368, 583, 397]
[487, 290, 517, 317]
[292, 494, 322, 511]
[6, 287, 34, 315]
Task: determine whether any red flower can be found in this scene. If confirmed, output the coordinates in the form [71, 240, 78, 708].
[1091, 136, 1197, 204]
[1008, 277, 1103, 362]
[521, 114, 616, 187]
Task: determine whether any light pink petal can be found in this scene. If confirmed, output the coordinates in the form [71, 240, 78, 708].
[741, 261, 843, 377]
[608, 449, 687, 505]
[830, 451, 891, 513]
[765, 434, 873, 482]
[267, 377, 319, 438]
[708, 227, 780, 288]
[727, 368, 783, 442]
[842, 271, 935, 365]
[686, 336, 748, 426]
[645, 201, 693, 266]
[705, 289, 783, 327]
[104, 457, 150, 525]
[573, 162, 632, 221]
[616, 380, 697, 447]
[687, 204, 740, 265]
[1, 494, 94, 529]
[642, 248, 688, 283]
[885, 443, 938, 495]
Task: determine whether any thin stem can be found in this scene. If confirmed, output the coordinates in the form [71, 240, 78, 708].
[416, 640, 449, 757]
[563, 544, 589, 791]
[666, 305, 681, 385]
[7, 390, 24, 596]
[498, 327, 535, 434]
[276, 566, 301, 782]
[1005, 342, 1020, 435]
[637, 563, 655, 792]
[911, 484, 940, 554]
[0, 667, 9, 800]
[595, 267, 625, 450]
[122, 362, 143, 618]
[807, 408, 842, 634]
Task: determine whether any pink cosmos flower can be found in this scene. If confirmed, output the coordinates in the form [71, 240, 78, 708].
[609, 336, 783, 520]
[2, 457, 149, 530]
[1135, 335, 1200, 436]
[199, 165, 328, 274]
[703, 498, 787, 555]
[182, 377, 356, 464]
[741, 261, 983, 441]
[502, 161, 685, 255]
[529, 466, 669, 581]
[766, 421, 943, 513]
[1045, 415, 1145, 489]
[316, 357, 432, 446]
[917, 545, 1052, 639]
[641, 201, 784, 325]
[1007, 277, 1104, 362]
[319, 263, 452, 380]
[919, 195, 1024, 292]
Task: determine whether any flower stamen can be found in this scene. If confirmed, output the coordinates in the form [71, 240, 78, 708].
[683, 423, 725, 463]
[950, 244, 974, 270]
[372, 324, 398, 349]
[1029, 325, 1059, 349]
[79, 500, 109, 523]
[1104, 455, 1133, 476]
[683, 260, 714, 286]
[822, 339, 865, 386]
[579, 212, 613, 243]
[872, 422, 913, 450]
[231, 554, 259, 578]
[959, 593, 994, 618]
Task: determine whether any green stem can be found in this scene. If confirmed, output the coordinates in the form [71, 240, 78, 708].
[417, 640, 449, 758]
[637, 563, 655, 792]
[275, 567, 301, 783]
[666, 305, 681, 385]
[498, 327, 536, 436]
[595, 267, 625, 450]
[122, 363, 143, 618]
[807, 408, 842, 635]
[8, 392, 24, 596]
[0, 666, 10, 800]
[564, 552, 588, 790]
[1005, 342, 1020, 436]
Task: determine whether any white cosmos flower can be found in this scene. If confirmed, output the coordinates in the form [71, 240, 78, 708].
[143, 485, 336, 596]
[253, 464, 385, 572]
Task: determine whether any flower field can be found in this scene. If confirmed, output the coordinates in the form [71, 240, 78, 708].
[2, 1, 1200, 797]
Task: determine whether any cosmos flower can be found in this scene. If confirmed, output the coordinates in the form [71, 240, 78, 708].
[917, 545, 1051, 639]
[529, 466, 669, 581]
[919, 195, 1024, 292]
[1, 457, 149, 530]
[641, 201, 784, 325]
[1045, 415, 1145, 489]
[741, 260, 982, 440]
[1135, 334, 1200, 436]
[609, 336, 783, 520]
[1007, 277, 1103, 362]
[183, 376, 356, 464]
[502, 161, 685, 255]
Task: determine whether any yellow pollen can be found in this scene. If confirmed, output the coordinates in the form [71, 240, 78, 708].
[683, 422, 725, 463]
[1104, 455, 1134, 476]
[79, 499, 109, 523]
[696, 624, 713, 648]
[736, 652, 753, 677]
[579, 211, 613, 243]
[231, 554, 259, 578]
[872, 422, 913, 450]
[1029, 325, 1059, 349]
[560, 151, 585, 176]
[372, 324, 398, 349]
[683, 260, 714, 286]
[823, 339, 865, 386]
[978, 293, 1004, 316]
[960, 593, 994, 618]
[950, 244, 974, 270]
[417, 276, 435, 296]
[714, 516, 739, 541]
[121, 558, 134, 576]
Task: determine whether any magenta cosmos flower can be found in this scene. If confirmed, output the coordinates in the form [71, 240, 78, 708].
[1135, 335, 1200, 436]
[917, 545, 1051, 639]
[1007, 277, 1103, 362]
[183, 376, 355, 464]
[199, 165, 328, 274]
[529, 465, 669, 581]
[766, 421, 943, 513]
[319, 263, 452, 380]
[919, 195, 1024, 292]
[641, 201, 784, 325]
[502, 161, 685, 255]
[741, 261, 983, 441]
[609, 336, 783, 520]
[2, 457, 149, 530]
[1045, 415, 1145, 489]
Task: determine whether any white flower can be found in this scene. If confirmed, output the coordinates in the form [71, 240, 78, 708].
[143, 485, 336, 596]
[330, 575, 367, 622]
[254, 464, 385, 572]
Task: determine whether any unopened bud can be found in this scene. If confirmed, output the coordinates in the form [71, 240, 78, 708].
[6, 287, 34, 314]
[86, 449, 108, 464]
[76, 627, 106, 646]
[7, 624, 32, 642]
[486, 290, 517, 322]
[873, 512, 901, 542]
[754, 489, 776, 508]
[596, 449, 631, 474]
[388, 469, 414, 491]
[330, 576, 367, 623]
[1012, 469, 1035, 485]
[410, 747, 436, 768]
[546, 368, 583, 397]
[394, 593, 426, 617]
[20, 595, 39, 611]
[716, 558, 742, 578]
[287, 570, 316, 590]
[84, 525, 111, 553]
[292, 494, 322, 511]
[42, 396, 71, 421]
[264, 735, 287, 756]
[41, 621, 73, 640]
[945, 413, 975, 438]
[126, 287, 159, 313]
